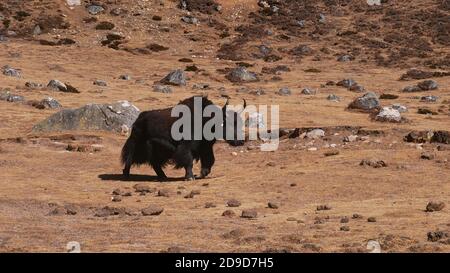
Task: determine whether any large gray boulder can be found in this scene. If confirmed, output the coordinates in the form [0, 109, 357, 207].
[348, 92, 380, 111]
[226, 67, 259, 83]
[160, 69, 186, 86]
[32, 101, 140, 133]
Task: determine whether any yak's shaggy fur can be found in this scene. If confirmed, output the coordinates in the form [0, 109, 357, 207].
[121, 96, 244, 180]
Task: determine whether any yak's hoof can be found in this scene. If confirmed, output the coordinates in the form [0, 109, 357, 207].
[185, 177, 195, 181]
[122, 169, 130, 177]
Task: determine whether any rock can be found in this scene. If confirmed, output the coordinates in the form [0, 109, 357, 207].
[25, 82, 43, 89]
[316, 205, 332, 211]
[47, 80, 79, 93]
[40, 97, 62, 109]
[33, 25, 42, 35]
[337, 79, 356, 88]
[375, 107, 402, 123]
[379, 93, 399, 100]
[341, 216, 350, 223]
[352, 213, 363, 219]
[402, 85, 422, 92]
[268, 202, 279, 209]
[95, 206, 134, 217]
[111, 195, 122, 202]
[119, 74, 131, 80]
[348, 92, 380, 111]
[222, 210, 235, 217]
[66, 0, 81, 6]
[327, 94, 340, 101]
[344, 135, 358, 142]
[306, 129, 325, 139]
[205, 202, 216, 208]
[360, 159, 387, 168]
[418, 80, 438, 91]
[337, 55, 353, 62]
[226, 67, 258, 83]
[391, 104, 408, 113]
[141, 205, 164, 216]
[192, 83, 210, 90]
[96, 21, 115, 30]
[431, 131, 450, 144]
[241, 209, 258, 219]
[158, 189, 170, 197]
[348, 84, 365, 92]
[427, 231, 448, 242]
[301, 88, 316, 95]
[324, 150, 339, 156]
[421, 95, 439, 103]
[93, 80, 107, 86]
[112, 188, 122, 195]
[33, 101, 139, 133]
[184, 190, 200, 199]
[0, 91, 25, 103]
[153, 85, 173, 93]
[227, 199, 241, 207]
[133, 184, 152, 193]
[289, 45, 313, 56]
[87, 5, 104, 15]
[340, 226, 350, 231]
[277, 87, 291, 96]
[421, 152, 435, 160]
[2, 65, 21, 77]
[160, 69, 186, 86]
[318, 13, 326, 23]
[367, 217, 377, 222]
[426, 201, 445, 212]
[181, 16, 199, 24]
[418, 108, 438, 115]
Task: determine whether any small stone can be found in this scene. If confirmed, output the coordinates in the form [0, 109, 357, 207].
[160, 69, 186, 86]
[158, 189, 170, 197]
[141, 205, 164, 216]
[344, 135, 358, 142]
[360, 159, 387, 168]
[2, 65, 21, 77]
[375, 107, 402, 123]
[348, 92, 380, 111]
[421, 95, 439, 102]
[222, 210, 235, 217]
[119, 74, 131, 80]
[277, 87, 291, 96]
[93, 79, 107, 86]
[340, 226, 350, 231]
[205, 202, 216, 208]
[226, 67, 259, 83]
[421, 152, 435, 160]
[367, 217, 377, 222]
[241, 209, 258, 219]
[306, 129, 325, 139]
[268, 202, 279, 209]
[402, 85, 422, 92]
[112, 188, 122, 195]
[316, 205, 332, 211]
[153, 85, 173, 93]
[87, 5, 104, 15]
[337, 55, 352, 62]
[427, 231, 448, 242]
[327, 94, 340, 101]
[324, 150, 339, 156]
[111, 195, 122, 202]
[352, 213, 363, 219]
[301, 88, 316, 95]
[418, 80, 438, 91]
[227, 199, 241, 207]
[133, 183, 152, 193]
[426, 201, 445, 212]
[341, 216, 350, 223]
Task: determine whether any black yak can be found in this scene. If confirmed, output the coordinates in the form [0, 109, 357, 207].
[121, 96, 246, 181]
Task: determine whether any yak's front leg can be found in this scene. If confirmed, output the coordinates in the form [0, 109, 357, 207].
[198, 143, 215, 179]
[173, 142, 195, 181]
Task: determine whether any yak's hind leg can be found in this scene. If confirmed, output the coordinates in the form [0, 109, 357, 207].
[152, 163, 167, 181]
[173, 142, 195, 181]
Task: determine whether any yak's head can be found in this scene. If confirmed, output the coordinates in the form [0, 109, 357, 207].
[222, 98, 246, 146]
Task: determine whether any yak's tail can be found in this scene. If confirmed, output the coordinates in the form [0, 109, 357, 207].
[121, 134, 136, 166]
